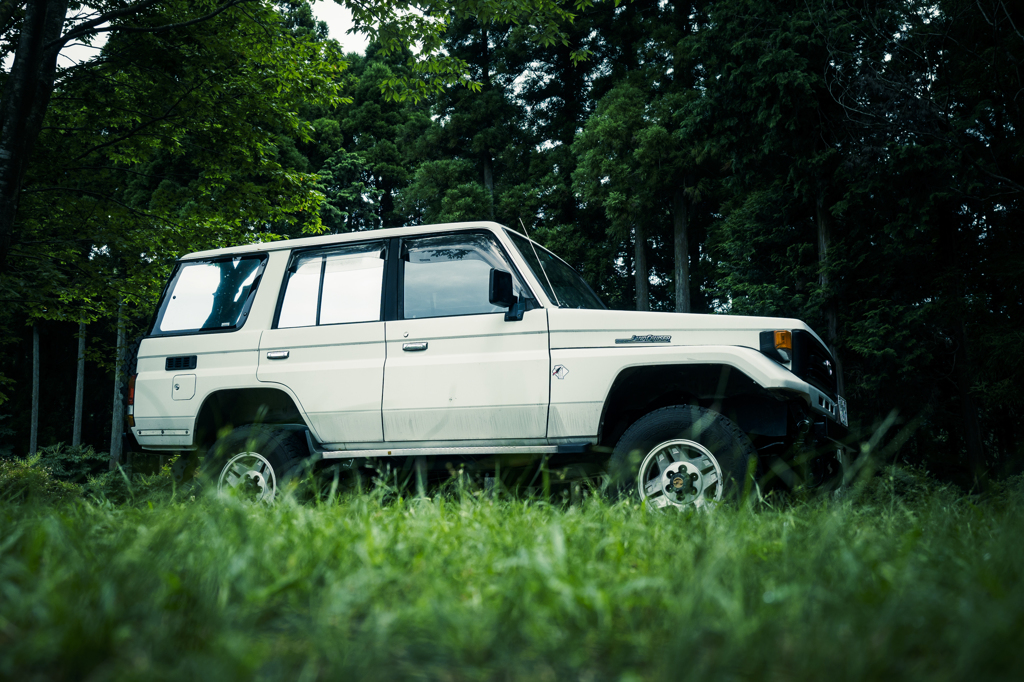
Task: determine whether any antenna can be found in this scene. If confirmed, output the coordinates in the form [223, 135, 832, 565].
[518, 218, 561, 308]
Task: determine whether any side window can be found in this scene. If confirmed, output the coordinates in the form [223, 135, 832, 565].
[402, 233, 529, 320]
[155, 256, 265, 335]
[277, 254, 321, 328]
[277, 242, 385, 328]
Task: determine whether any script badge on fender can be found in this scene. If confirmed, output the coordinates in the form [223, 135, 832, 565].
[615, 334, 672, 344]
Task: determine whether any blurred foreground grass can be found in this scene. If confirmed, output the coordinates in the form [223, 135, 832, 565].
[1, 471, 1023, 681]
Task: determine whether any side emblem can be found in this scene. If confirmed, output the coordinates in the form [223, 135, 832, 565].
[552, 365, 569, 380]
[615, 334, 672, 344]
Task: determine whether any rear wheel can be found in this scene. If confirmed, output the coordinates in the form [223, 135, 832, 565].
[201, 425, 306, 504]
[608, 405, 757, 510]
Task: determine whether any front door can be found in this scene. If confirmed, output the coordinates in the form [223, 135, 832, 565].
[258, 240, 387, 445]
[382, 231, 549, 443]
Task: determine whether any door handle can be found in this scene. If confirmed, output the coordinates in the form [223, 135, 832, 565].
[402, 342, 428, 352]
[266, 351, 290, 360]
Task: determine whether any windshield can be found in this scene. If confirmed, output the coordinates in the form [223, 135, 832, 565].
[153, 256, 265, 335]
[505, 230, 605, 309]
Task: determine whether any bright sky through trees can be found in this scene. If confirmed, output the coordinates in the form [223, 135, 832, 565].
[19, 0, 370, 68]
[313, 1, 369, 54]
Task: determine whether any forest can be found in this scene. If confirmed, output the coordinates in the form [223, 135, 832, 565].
[0, 0, 1022, 486]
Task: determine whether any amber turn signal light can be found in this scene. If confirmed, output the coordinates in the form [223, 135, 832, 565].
[774, 330, 792, 351]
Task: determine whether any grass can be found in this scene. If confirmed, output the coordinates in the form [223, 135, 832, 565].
[1, 470, 1022, 681]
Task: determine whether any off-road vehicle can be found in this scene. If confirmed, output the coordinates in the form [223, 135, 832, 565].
[127, 221, 849, 508]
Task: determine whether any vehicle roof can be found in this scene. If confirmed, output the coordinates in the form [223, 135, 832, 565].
[180, 221, 512, 260]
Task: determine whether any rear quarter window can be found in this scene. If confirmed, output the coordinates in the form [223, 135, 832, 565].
[152, 256, 266, 335]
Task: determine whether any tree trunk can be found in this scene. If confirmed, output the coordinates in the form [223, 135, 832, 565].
[483, 152, 495, 218]
[73, 319, 86, 447]
[480, 24, 495, 220]
[815, 194, 844, 396]
[0, 0, 70, 272]
[634, 222, 649, 311]
[30, 323, 39, 455]
[953, 320, 986, 488]
[934, 204, 986, 486]
[673, 187, 691, 313]
[108, 303, 126, 470]
[379, 185, 394, 228]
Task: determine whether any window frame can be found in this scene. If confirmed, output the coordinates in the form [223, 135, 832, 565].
[148, 253, 269, 338]
[396, 229, 539, 321]
[272, 239, 389, 330]
[503, 228, 606, 310]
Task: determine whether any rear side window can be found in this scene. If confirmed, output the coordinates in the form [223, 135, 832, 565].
[277, 241, 385, 328]
[153, 256, 265, 335]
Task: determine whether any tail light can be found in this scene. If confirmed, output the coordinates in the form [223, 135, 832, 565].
[126, 374, 137, 428]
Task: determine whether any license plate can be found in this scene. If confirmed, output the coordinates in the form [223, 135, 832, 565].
[838, 396, 848, 427]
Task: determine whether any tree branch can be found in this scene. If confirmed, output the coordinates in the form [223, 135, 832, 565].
[46, 0, 164, 49]
[51, 165, 171, 180]
[49, 0, 257, 51]
[997, 0, 1024, 42]
[0, 0, 24, 37]
[69, 77, 211, 162]
[18, 185, 176, 223]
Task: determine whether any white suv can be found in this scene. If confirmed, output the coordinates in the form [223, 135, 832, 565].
[128, 221, 849, 508]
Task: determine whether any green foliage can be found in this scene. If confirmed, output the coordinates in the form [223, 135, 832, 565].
[0, 445, 184, 505]
[4, 0, 1023, 481]
[2, 482, 1024, 679]
[6, 0, 348, 339]
[0, 457, 81, 504]
[33, 443, 110, 484]
[398, 159, 492, 223]
[346, 0, 596, 101]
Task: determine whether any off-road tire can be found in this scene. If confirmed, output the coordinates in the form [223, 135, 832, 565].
[200, 425, 307, 503]
[608, 405, 758, 507]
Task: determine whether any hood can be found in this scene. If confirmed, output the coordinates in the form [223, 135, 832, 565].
[547, 308, 823, 351]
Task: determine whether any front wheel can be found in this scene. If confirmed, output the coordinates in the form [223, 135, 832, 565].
[608, 405, 757, 510]
[201, 425, 306, 504]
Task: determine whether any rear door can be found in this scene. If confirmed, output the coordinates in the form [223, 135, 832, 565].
[134, 254, 267, 449]
[381, 231, 550, 443]
[257, 240, 387, 445]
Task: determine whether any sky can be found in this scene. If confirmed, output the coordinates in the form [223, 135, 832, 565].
[312, 1, 371, 55]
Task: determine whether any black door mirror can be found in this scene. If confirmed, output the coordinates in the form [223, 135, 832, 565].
[489, 268, 523, 320]
[489, 268, 516, 308]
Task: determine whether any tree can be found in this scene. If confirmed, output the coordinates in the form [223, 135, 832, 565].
[0, 0, 594, 275]
[695, 0, 1024, 481]
[573, 84, 662, 311]
[1, 1, 268, 273]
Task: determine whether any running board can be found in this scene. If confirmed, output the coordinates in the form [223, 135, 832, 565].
[305, 433, 590, 460]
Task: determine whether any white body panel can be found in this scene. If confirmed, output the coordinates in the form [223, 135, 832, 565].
[133, 330, 264, 447]
[132, 250, 287, 449]
[257, 322, 385, 443]
[544, 309, 817, 439]
[547, 308, 820, 350]
[381, 309, 550, 442]
[547, 345, 812, 439]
